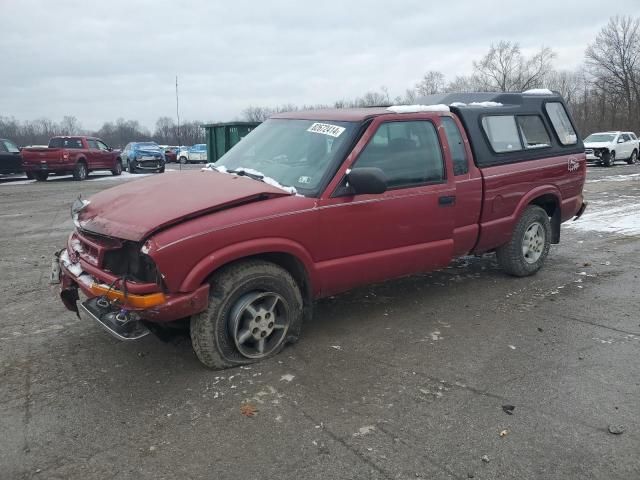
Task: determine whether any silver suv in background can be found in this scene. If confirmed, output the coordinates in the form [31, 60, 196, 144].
[584, 131, 639, 167]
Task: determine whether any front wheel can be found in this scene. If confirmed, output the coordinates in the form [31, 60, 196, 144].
[603, 150, 615, 167]
[33, 171, 49, 182]
[179, 156, 188, 164]
[127, 160, 136, 174]
[496, 205, 551, 277]
[190, 260, 303, 369]
[627, 149, 638, 165]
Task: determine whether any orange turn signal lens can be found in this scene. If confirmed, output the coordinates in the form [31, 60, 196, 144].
[89, 283, 166, 308]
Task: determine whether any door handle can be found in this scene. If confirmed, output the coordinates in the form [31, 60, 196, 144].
[438, 195, 456, 206]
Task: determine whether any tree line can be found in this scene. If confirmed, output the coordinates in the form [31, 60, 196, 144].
[0, 115, 207, 149]
[243, 16, 640, 136]
[2, 15, 638, 148]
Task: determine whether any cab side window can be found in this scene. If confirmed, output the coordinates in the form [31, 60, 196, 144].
[353, 121, 444, 189]
[96, 140, 110, 151]
[441, 117, 468, 175]
[86, 139, 99, 150]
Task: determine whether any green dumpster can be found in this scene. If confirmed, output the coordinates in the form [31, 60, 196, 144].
[201, 122, 261, 163]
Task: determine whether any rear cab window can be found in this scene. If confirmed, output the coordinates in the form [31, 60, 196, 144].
[49, 137, 84, 149]
[353, 120, 444, 188]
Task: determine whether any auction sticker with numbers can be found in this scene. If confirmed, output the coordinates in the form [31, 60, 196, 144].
[307, 123, 345, 138]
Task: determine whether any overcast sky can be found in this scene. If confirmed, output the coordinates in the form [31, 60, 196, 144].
[1, 0, 639, 130]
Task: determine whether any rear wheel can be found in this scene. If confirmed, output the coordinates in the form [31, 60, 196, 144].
[26, 172, 35, 180]
[190, 260, 303, 369]
[496, 205, 551, 277]
[627, 149, 638, 165]
[111, 159, 122, 176]
[73, 161, 88, 181]
[33, 171, 49, 182]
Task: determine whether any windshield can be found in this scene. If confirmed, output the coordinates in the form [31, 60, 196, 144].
[585, 133, 616, 143]
[214, 118, 358, 194]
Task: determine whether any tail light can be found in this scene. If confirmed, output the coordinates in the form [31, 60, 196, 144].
[63, 152, 69, 160]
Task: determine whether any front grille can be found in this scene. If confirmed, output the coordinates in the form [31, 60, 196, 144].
[103, 242, 161, 284]
[585, 148, 593, 154]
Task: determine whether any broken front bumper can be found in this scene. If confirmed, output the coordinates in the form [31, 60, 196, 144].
[53, 248, 210, 340]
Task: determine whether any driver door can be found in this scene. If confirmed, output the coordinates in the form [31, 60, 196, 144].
[315, 117, 455, 296]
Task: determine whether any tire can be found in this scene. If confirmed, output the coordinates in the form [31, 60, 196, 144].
[73, 161, 88, 181]
[33, 171, 49, 182]
[496, 205, 551, 277]
[111, 159, 122, 176]
[603, 150, 615, 167]
[190, 260, 303, 369]
[158, 166, 165, 173]
[127, 160, 136, 174]
[179, 156, 188, 164]
[26, 172, 35, 180]
[627, 149, 638, 165]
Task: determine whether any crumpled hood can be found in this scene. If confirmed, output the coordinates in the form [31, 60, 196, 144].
[77, 170, 292, 241]
[584, 141, 613, 149]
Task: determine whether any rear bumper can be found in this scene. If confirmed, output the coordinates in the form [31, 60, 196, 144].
[57, 248, 209, 323]
[573, 201, 587, 221]
[23, 163, 73, 173]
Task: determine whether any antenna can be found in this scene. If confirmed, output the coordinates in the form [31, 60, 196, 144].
[176, 75, 181, 170]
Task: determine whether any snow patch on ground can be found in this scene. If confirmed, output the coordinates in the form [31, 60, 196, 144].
[567, 201, 640, 236]
[386, 104, 450, 113]
[0, 170, 158, 186]
[587, 173, 640, 183]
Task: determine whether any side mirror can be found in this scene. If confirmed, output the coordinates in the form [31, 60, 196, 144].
[346, 167, 387, 195]
[617, 138, 624, 143]
[107, 146, 113, 151]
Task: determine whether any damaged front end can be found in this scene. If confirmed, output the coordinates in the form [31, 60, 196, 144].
[52, 226, 209, 342]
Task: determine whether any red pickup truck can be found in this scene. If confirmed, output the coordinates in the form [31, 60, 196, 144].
[22, 136, 123, 181]
[52, 91, 587, 369]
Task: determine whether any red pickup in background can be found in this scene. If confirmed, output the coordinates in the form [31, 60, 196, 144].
[21, 136, 123, 181]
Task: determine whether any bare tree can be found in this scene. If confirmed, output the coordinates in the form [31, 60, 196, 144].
[415, 71, 446, 96]
[473, 41, 555, 91]
[586, 16, 640, 128]
[60, 116, 82, 135]
[154, 116, 175, 144]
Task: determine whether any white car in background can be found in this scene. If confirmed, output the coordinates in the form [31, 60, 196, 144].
[177, 144, 208, 164]
[584, 131, 639, 167]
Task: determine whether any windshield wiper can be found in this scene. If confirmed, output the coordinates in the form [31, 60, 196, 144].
[226, 169, 264, 181]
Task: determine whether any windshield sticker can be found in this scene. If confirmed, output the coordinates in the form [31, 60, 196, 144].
[298, 176, 311, 184]
[307, 123, 345, 138]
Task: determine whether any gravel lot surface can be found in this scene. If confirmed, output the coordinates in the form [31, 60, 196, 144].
[1, 162, 639, 479]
